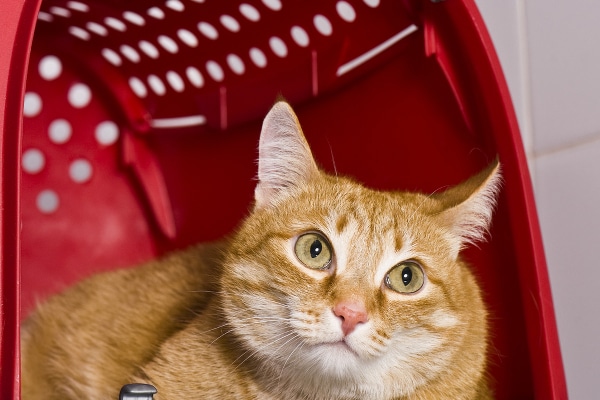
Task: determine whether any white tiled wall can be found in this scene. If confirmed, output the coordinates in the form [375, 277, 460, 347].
[475, 1, 600, 398]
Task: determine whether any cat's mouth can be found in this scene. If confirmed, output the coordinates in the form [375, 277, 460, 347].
[323, 339, 359, 357]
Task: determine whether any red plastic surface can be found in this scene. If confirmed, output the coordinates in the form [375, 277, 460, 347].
[1, 0, 566, 398]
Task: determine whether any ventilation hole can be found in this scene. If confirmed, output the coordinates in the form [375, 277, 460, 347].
[186, 66, 204, 87]
[37, 190, 59, 214]
[123, 11, 145, 26]
[291, 26, 309, 47]
[249, 47, 267, 68]
[177, 29, 198, 47]
[95, 121, 120, 145]
[336, 1, 356, 22]
[158, 35, 179, 53]
[148, 75, 167, 95]
[69, 26, 91, 40]
[50, 6, 71, 17]
[120, 45, 141, 63]
[69, 159, 93, 183]
[269, 36, 287, 57]
[129, 77, 147, 98]
[262, 0, 282, 11]
[102, 48, 122, 66]
[67, 1, 89, 12]
[239, 4, 260, 21]
[314, 15, 333, 36]
[68, 83, 92, 108]
[220, 15, 240, 32]
[206, 61, 224, 82]
[38, 12, 54, 22]
[198, 22, 218, 40]
[147, 7, 165, 19]
[22, 149, 45, 174]
[48, 119, 72, 144]
[39, 55, 62, 80]
[105, 17, 127, 31]
[139, 41, 159, 58]
[23, 92, 42, 117]
[166, 71, 185, 92]
[86, 21, 108, 36]
[226, 54, 245, 75]
[363, 0, 380, 7]
[166, 0, 185, 11]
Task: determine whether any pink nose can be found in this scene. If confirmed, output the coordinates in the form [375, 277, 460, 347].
[333, 301, 368, 336]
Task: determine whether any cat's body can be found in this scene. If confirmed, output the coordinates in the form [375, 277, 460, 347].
[21, 102, 501, 400]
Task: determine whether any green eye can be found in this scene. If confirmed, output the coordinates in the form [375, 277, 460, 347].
[385, 261, 425, 294]
[294, 233, 332, 270]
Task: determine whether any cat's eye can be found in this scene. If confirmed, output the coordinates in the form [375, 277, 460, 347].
[294, 232, 332, 270]
[385, 261, 425, 294]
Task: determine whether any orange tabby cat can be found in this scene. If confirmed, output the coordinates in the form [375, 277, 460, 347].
[21, 101, 501, 400]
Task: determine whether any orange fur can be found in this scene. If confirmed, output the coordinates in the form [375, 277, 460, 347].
[21, 102, 500, 400]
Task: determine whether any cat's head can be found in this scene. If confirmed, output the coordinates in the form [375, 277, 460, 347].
[221, 102, 501, 398]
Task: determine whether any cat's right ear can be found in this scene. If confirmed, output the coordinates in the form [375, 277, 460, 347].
[254, 101, 320, 209]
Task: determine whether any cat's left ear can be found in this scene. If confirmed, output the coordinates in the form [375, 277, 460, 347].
[254, 101, 320, 209]
[435, 159, 502, 258]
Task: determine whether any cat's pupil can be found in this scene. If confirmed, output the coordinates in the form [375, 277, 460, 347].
[402, 266, 412, 286]
[310, 240, 322, 258]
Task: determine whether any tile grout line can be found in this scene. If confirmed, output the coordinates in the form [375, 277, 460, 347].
[533, 131, 600, 159]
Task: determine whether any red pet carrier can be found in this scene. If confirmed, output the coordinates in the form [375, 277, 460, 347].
[1, 0, 567, 398]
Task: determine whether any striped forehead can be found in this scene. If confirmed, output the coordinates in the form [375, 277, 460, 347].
[325, 208, 414, 280]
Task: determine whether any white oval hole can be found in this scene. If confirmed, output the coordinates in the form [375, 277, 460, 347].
[129, 77, 147, 98]
[104, 17, 127, 31]
[102, 48, 122, 66]
[86, 21, 108, 36]
[249, 47, 267, 68]
[314, 15, 333, 36]
[166, 0, 185, 11]
[269, 36, 287, 57]
[38, 12, 54, 22]
[39, 55, 62, 80]
[69, 26, 90, 40]
[123, 11, 145, 26]
[291, 26, 309, 47]
[166, 71, 185, 92]
[22, 148, 45, 174]
[48, 119, 72, 144]
[363, 0, 380, 7]
[262, 0, 282, 11]
[177, 29, 198, 47]
[37, 190, 60, 214]
[227, 54, 245, 75]
[67, 1, 89, 12]
[23, 92, 42, 117]
[50, 6, 71, 17]
[95, 121, 120, 145]
[198, 22, 218, 40]
[148, 75, 167, 95]
[120, 45, 141, 63]
[139, 41, 159, 59]
[186, 66, 204, 87]
[206, 61, 224, 82]
[239, 3, 260, 21]
[158, 35, 179, 53]
[69, 158, 93, 183]
[336, 1, 356, 22]
[220, 15, 240, 32]
[147, 7, 165, 19]
[68, 83, 92, 108]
